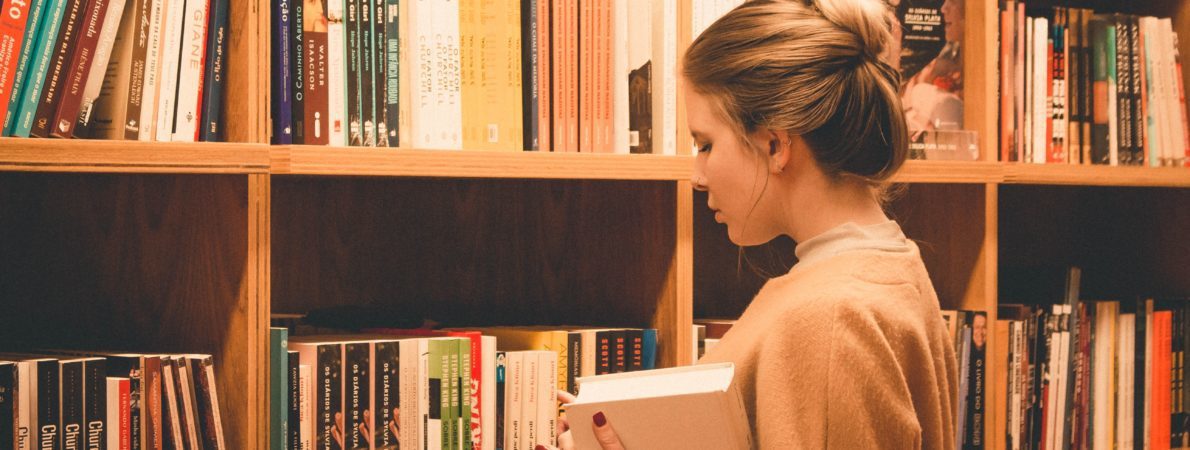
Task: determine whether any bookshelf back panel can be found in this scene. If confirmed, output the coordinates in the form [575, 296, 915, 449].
[693, 184, 990, 318]
[1000, 185, 1190, 302]
[272, 177, 677, 329]
[0, 172, 254, 449]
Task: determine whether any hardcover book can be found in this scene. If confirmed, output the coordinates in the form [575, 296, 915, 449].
[53, 0, 118, 138]
[566, 363, 750, 450]
[73, 0, 129, 136]
[29, 0, 90, 138]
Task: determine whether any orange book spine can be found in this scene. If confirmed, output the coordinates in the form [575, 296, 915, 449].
[536, 0, 549, 151]
[1000, 6, 1014, 162]
[599, 0, 612, 153]
[566, 0, 578, 152]
[1154, 311, 1173, 450]
[551, 0, 566, 152]
[578, 0, 593, 152]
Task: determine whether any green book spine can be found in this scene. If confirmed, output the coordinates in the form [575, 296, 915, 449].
[458, 338, 472, 450]
[428, 339, 449, 450]
[3, 0, 50, 135]
[12, 0, 68, 137]
[270, 328, 289, 450]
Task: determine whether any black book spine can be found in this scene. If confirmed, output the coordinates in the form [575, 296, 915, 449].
[595, 331, 612, 375]
[1115, 15, 1132, 165]
[567, 333, 580, 396]
[291, 0, 305, 144]
[62, 361, 84, 450]
[288, 352, 300, 450]
[37, 360, 61, 450]
[359, 0, 375, 146]
[373, 342, 398, 450]
[344, 343, 370, 450]
[317, 344, 342, 450]
[271, 0, 294, 144]
[371, 0, 387, 147]
[383, 0, 399, 147]
[628, 329, 644, 372]
[0, 363, 14, 449]
[85, 360, 107, 450]
[964, 312, 986, 450]
[1128, 17, 1144, 165]
[611, 330, 627, 374]
[521, 0, 538, 150]
[199, 0, 229, 142]
[1135, 300, 1148, 447]
[494, 353, 505, 450]
[345, 0, 362, 146]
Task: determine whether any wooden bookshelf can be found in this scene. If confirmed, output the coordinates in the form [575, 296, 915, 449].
[0, 138, 270, 174]
[1003, 163, 1190, 187]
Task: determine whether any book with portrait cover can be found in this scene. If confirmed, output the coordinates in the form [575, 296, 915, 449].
[892, 0, 977, 160]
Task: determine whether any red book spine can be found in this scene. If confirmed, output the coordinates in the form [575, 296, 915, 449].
[534, 0, 548, 151]
[119, 378, 131, 450]
[0, 0, 33, 123]
[1154, 311, 1173, 450]
[51, 0, 112, 138]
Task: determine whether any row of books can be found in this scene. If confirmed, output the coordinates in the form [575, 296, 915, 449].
[0, 0, 230, 142]
[942, 309, 990, 450]
[997, 3, 1190, 167]
[692, 318, 735, 360]
[0, 351, 226, 450]
[269, 325, 659, 450]
[268, 0, 679, 154]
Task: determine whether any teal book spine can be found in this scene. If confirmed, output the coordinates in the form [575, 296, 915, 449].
[3, 0, 49, 135]
[270, 327, 289, 450]
[11, 0, 66, 137]
[642, 328, 657, 370]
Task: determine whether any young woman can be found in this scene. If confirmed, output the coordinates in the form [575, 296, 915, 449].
[542, 0, 958, 448]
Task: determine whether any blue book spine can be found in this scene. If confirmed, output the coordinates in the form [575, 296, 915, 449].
[642, 328, 657, 370]
[291, 0, 304, 144]
[11, 0, 66, 137]
[271, 0, 293, 144]
[521, 0, 538, 150]
[382, 0, 398, 147]
[3, 0, 48, 135]
[199, 0, 229, 141]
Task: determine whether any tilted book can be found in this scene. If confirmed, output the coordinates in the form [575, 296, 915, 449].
[565, 362, 750, 450]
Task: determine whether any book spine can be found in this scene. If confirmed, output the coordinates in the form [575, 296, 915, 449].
[84, 360, 107, 450]
[372, 0, 387, 146]
[1175, 33, 1190, 167]
[434, 0, 460, 149]
[0, 364, 13, 450]
[578, 0, 591, 152]
[458, 339, 472, 450]
[326, 0, 344, 145]
[183, 359, 205, 449]
[290, 0, 302, 144]
[3, 0, 46, 135]
[73, 0, 128, 135]
[169, 0, 206, 142]
[271, 329, 288, 450]
[298, 365, 311, 450]
[344, 0, 360, 146]
[536, 352, 556, 449]
[595, 331, 611, 375]
[494, 353, 505, 450]
[382, 0, 397, 146]
[159, 360, 181, 450]
[1129, 17, 1144, 165]
[287, 353, 300, 450]
[359, 0, 375, 147]
[188, 357, 221, 450]
[567, 333, 580, 396]
[152, 0, 183, 142]
[51, 0, 112, 138]
[426, 340, 445, 450]
[612, 330, 626, 373]
[0, 0, 35, 127]
[144, 357, 161, 450]
[136, 0, 163, 140]
[642, 329, 657, 370]
[197, 0, 224, 141]
[120, 0, 147, 139]
[119, 378, 130, 450]
[626, 0, 649, 153]
[1090, 19, 1110, 164]
[521, 0, 537, 150]
[61, 361, 83, 450]
[12, 0, 66, 137]
[38, 361, 61, 450]
[373, 342, 398, 450]
[628, 329, 643, 372]
[317, 344, 342, 450]
[29, 0, 88, 138]
[521, 352, 537, 450]
[1115, 16, 1131, 166]
[271, 0, 292, 144]
[344, 342, 370, 450]
[300, 0, 327, 144]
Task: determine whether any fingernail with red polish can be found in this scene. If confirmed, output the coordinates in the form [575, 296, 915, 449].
[593, 411, 607, 427]
[536, 446, 548, 450]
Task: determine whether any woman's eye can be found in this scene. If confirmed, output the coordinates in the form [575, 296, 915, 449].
[698, 144, 713, 153]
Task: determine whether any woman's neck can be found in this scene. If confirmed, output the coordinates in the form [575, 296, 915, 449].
[782, 176, 889, 244]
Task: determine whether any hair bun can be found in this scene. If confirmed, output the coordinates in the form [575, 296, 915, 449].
[808, 0, 893, 60]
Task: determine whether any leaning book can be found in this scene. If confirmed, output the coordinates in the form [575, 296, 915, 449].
[564, 362, 750, 450]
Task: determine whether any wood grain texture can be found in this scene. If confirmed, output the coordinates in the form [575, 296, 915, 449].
[270, 146, 695, 180]
[226, 0, 267, 143]
[1000, 185, 1190, 301]
[1004, 163, 1190, 187]
[967, 0, 999, 162]
[0, 138, 270, 173]
[0, 172, 254, 449]
[693, 184, 990, 318]
[271, 177, 677, 330]
[248, 174, 271, 450]
[654, 180, 694, 367]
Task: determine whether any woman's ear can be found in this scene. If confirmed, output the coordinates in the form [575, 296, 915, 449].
[767, 129, 794, 175]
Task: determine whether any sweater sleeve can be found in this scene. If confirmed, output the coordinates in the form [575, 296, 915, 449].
[824, 300, 925, 449]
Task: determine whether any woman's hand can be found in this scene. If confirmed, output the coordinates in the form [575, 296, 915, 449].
[537, 391, 626, 450]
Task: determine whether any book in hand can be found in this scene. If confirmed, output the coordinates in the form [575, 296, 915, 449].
[564, 362, 750, 450]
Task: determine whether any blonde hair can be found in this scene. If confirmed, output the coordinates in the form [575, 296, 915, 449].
[683, 0, 908, 185]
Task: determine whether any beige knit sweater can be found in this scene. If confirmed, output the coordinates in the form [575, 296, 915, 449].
[699, 222, 958, 449]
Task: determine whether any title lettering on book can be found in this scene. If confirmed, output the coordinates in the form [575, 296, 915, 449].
[64, 423, 81, 450]
[17, 426, 28, 448]
[322, 364, 331, 449]
[7, 0, 26, 19]
[902, 7, 941, 34]
[41, 424, 58, 450]
[87, 421, 103, 450]
[189, 8, 206, 66]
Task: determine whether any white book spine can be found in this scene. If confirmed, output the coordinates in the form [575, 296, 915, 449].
[612, 0, 628, 154]
[433, 0, 461, 149]
[522, 352, 538, 450]
[409, 0, 430, 148]
[398, 339, 416, 450]
[78, 0, 130, 128]
[653, 0, 676, 155]
[299, 364, 312, 450]
[536, 351, 557, 450]
[171, 0, 208, 141]
[16, 362, 32, 450]
[1033, 18, 1048, 164]
[1164, 21, 1184, 166]
[140, 0, 167, 140]
[177, 362, 201, 449]
[203, 360, 226, 450]
[505, 352, 523, 450]
[1024, 18, 1033, 164]
[154, 0, 186, 141]
[327, 0, 345, 146]
[481, 336, 497, 450]
[1142, 18, 1162, 167]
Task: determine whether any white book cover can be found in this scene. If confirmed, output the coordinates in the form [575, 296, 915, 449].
[1043, 312, 1061, 450]
[299, 364, 312, 450]
[522, 351, 539, 450]
[1052, 328, 1069, 449]
[612, 0, 628, 154]
[481, 336, 497, 450]
[16, 361, 32, 450]
[154, 0, 186, 141]
[1032, 18, 1048, 164]
[162, 361, 185, 448]
[396, 0, 411, 147]
[1141, 17, 1163, 167]
[504, 351, 524, 450]
[536, 351, 557, 449]
[78, 0, 130, 129]
[565, 362, 751, 450]
[171, 0, 208, 141]
[652, 0, 676, 155]
[432, 0, 461, 149]
[176, 359, 202, 449]
[1117, 313, 1135, 450]
[398, 339, 419, 450]
[1009, 322, 1023, 450]
[1024, 17, 1033, 164]
[327, 0, 346, 146]
[140, 0, 167, 140]
[107, 377, 129, 450]
[408, 0, 430, 148]
[1162, 20, 1184, 166]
